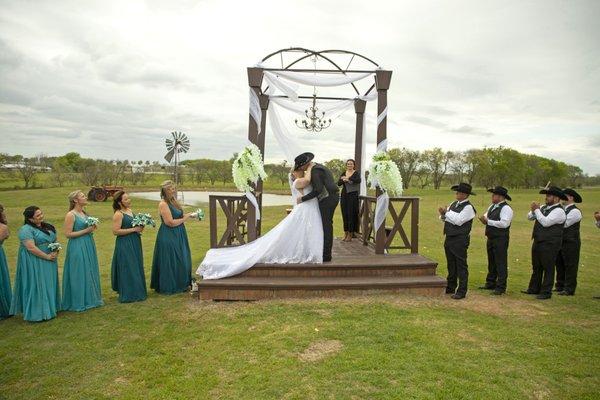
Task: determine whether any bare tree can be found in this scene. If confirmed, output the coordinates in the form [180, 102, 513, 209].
[422, 148, 454, 189]
[388, 147, 420, 189]
[15, 156, 38, 188]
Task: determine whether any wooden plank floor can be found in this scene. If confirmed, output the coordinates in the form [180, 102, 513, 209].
[196, 238, 446, 300]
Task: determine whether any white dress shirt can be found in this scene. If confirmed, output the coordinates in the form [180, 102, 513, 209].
[443, 199, 476, 226]
[484, 201, 513, 229]
[563, 203, 582, 228]
[527, 204, 566, 227]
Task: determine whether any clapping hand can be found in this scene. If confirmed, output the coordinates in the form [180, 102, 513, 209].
[478, 215, 488, 225]
[438, 206, 446, 216]
[530, 202, 540, 212]
[594, 211, 600, 222]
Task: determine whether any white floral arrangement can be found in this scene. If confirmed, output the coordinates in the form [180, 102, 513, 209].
[368, 151, 403, 196]
[47, 242, 62, 252]
[191, 208, 205, 221]
[232, 143, 268, 193]
[131, 213, 156, 228]
[85, 216, 100, 227]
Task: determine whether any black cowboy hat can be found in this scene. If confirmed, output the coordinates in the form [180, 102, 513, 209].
[487, 186, 512, 201]
[562, 188, 582, 203]
[451, 182, 475, 195]
[539, 186, 567, 200]
[293, 152, 314, 171]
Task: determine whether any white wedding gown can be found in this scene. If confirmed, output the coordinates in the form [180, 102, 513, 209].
[197, 180, 324, 279]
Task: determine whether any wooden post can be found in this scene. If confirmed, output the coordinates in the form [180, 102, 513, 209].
[354, 99, 366, 171]
[411, 198, 419, 254]
[209, 196, 217, 248]
[255, 94, 269, 237]
[374, 70, 392, 254]
[246, 67, 264, 241]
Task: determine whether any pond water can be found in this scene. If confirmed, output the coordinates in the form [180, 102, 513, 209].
[130, 191, 293, 207]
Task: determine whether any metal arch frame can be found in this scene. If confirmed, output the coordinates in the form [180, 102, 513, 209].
[260, 47, 380, 97]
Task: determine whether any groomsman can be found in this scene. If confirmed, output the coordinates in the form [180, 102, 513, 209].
[478, 186, 513, 295]
[522, 186, 567, 300]
[438, 183, 476, 300]
[555, 188, 583, 296]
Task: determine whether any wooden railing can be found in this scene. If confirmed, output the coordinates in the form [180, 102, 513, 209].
[208, 194, 259, 248]
[358, 196, 420, 254]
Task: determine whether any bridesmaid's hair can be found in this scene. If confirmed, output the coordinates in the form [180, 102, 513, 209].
[0, 204, 6, 225]
[112, 191, 126, 212]
[23, 205, 55, 234]
[160, 180, 182, 210]
[67, 190, 87, 214]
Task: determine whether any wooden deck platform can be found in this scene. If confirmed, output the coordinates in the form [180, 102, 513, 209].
[196, 239, 446, 301]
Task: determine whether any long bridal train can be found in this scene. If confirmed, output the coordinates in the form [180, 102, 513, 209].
[197, 181, 323, 280]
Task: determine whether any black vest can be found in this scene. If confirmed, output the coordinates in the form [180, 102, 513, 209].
[563, 205, 581, 242]
[443, 200, 475, 237]
[532, 204, 564, 244]
[485, 202, 511, 238]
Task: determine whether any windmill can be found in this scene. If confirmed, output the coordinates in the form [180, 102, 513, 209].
[164, 131, 190, 188]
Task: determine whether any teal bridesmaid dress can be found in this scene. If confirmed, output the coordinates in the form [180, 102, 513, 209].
[10, 224, 61, 322]
[0, 238, 12, 319]
[111, 212, 147, 303]
[61, 214, 103, 311]
[150, 203, 192, 294]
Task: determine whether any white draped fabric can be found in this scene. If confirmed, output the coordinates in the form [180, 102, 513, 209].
[264, 70, 373, 88]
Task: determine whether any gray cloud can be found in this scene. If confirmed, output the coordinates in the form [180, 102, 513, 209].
[0, 0, 599, 173]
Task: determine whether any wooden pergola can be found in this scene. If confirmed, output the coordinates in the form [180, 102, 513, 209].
[209, 48, 418, 255]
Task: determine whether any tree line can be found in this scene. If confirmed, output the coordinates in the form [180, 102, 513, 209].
[0, 147, 597, 190]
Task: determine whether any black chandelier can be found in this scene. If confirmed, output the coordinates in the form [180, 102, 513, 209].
[295, 93, 332, 133]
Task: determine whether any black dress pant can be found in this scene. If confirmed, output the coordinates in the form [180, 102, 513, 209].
[555, 239, 581, 294]
[528, 240, 561, 296]
[444, 235, 470, 296]
[319, 196, 338, 261]
[340, 190, 359, 232]
[485, 235, 509, 292]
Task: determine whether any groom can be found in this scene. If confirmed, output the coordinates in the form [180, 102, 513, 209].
[294, 152, 339, 262]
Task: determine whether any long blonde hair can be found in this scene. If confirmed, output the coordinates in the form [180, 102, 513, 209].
[68, 190, 86, 212]
[160, 180, 182, 210]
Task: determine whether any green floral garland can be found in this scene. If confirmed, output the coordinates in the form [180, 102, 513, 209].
[232, 143, 268, 192]
[367, 151, 403, 196]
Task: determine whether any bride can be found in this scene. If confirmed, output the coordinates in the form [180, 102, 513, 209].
[197, 163, 323, 280]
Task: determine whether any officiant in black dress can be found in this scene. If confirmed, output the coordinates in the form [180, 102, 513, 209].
[338, 159, 361, 242]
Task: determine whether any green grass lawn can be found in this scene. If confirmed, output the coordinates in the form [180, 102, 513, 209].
[0, 187, 599, 399]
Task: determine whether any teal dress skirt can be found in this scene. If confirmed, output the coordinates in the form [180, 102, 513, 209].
[0, 239, 12, 319]
[111, 212, 147, 303]
[150, 204, 192, 294]
[10, 224, 61, 322]
[61, 214, 103, 311]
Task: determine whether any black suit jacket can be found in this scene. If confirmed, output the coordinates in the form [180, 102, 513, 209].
[301, 164, 339, 203]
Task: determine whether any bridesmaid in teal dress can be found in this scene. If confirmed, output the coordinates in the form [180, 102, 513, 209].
[0, 204, 12, 319]
[61, 190, 103, 312]
[111, 191, 147, 303]
[10, 206, 61, 322]
[151, 180, 194, 294]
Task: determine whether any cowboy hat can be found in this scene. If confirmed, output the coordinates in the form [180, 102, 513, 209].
[539, 186, 567, 201]
[451, 182, 475, 195]
[293, 152, 314, 171]
[562, 188, 582, 203]
[487, 186, 512, 201]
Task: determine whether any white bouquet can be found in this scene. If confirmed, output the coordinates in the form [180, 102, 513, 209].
[232, 143, 268, 192]
[131, 213, 156, 228]
[47, 242, 62, 252]
[85, 216, 100, 227]
[191, 208, 205, 221]
[367, 151, 403, 196]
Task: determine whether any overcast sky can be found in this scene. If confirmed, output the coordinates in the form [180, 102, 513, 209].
[1, 0, 599, 173]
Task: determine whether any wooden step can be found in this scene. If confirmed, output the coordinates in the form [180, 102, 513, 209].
[238, 254, 438, 278]
[197, 275, 447, 300]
